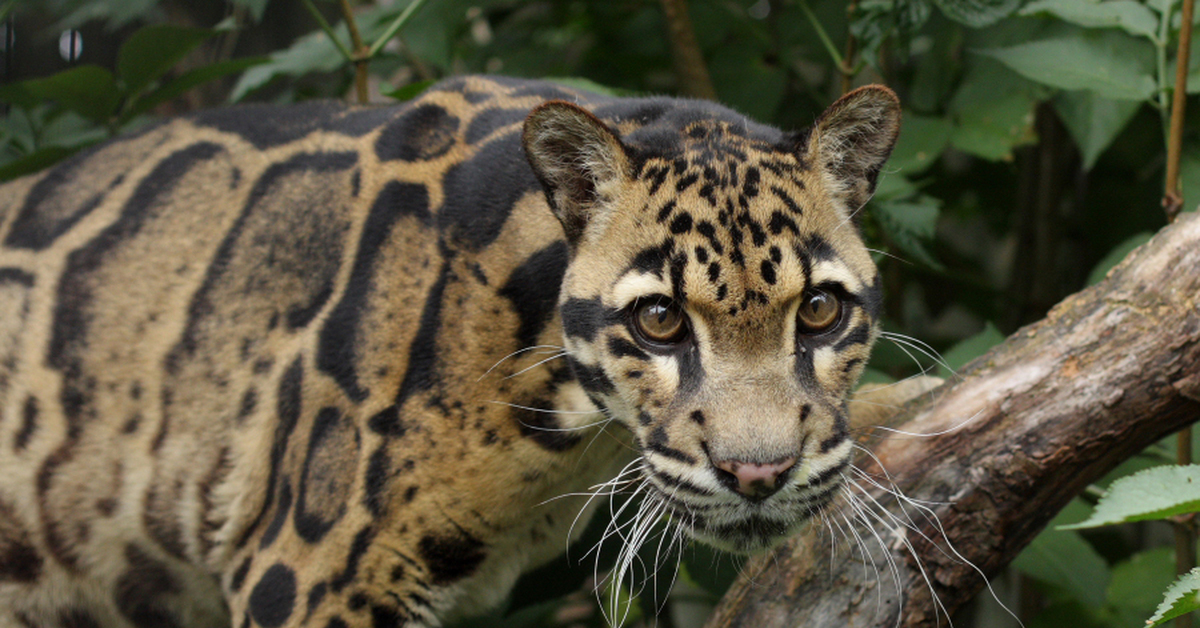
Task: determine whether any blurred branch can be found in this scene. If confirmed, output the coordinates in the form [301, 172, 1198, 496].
[706, 212, 1200, 627]
[658, 0, 716, 100]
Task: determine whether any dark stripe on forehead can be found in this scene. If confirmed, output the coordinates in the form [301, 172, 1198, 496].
[629, 241, 672, 277]
[560, 297, 618, 342]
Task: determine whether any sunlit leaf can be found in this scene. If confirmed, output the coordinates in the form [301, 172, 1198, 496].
[1147, 567, 1200, 626]
[977, 31, 1156, 101]
[1060, 465, 1200, 530]
[1020, 0, 1158, 41]
[949, 61, 1041, 161]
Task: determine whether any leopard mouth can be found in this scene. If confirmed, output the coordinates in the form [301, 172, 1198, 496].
[647, 471, 845, 554]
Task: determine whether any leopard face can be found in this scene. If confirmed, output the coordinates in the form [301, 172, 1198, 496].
[525, 87, 900, 552]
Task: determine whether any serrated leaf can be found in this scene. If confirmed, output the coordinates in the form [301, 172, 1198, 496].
[888, 113, 953, 176]
[949, 61, 1041, 161]
[1086, 231, 1153, 285]
[1060, 465, 1200, 530]
[1020, 0, 1159, 41]
[932, 0, 1021, 27]
[938, 322, 1005, 377]
[1, 66, 119, 125]
[977, 31, 1157, 101]
[1147, 567, 1200, 626]
[117, 24, 216, 98]
[1053, 91, 1143, 170]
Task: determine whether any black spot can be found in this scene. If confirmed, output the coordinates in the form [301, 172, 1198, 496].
[707, 262, 721, 283]
[295, 407, 359, 544]
[675, 172, 699, 193]
[771, 186, 803, 214]
[371, 604, 408, 628]
[800, 234, 836, 261]
[716, 284, 727, 301]
[348, 593, 368, 610]
[767, 210, 799, 236]
[669, 213, 693, 234]
[607, 336, 649, 361]
[655, 199, 677, 223]
[331, 527, 376, 592]
[0, 513, 41, 582]
[694, 246, 709, 263]
[769, 246, 782, 263]
[645, 165, 669, 196]
[326, 618, 349, 628]
[669, 253, 687, 303]
[115, 545, 181, 628]
[696, 221, 723, 254]
[319, 181, 432, 402]
[418, 531, 487, 584]
[565, 356, 615, 395]
[689, 410, 706, 425]
[230, 557, 252, 592]
[376, 103, 459, 161]
[499, 241, 569, 349]
[638, 412, 653, 426]
[236, 389, 258, 423]
[559, 297, 611, 342]
[14, 396, 36, 451]
[760, 260, 777, 285]
[629, 241, 672, 276]
[368, 406, 407, 437]
[819, 419, 849, 453]
[442, 137, 540, 251]
[249, 563, 297, 628]
[259, 480, 292, 549]
[306, 582, 328, 619]
[404, 486, 418, 502]
[742, 166, 760, 197]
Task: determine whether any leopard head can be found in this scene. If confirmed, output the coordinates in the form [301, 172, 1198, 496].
[523, 87, 900, 552]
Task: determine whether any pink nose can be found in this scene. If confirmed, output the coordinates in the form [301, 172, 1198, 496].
[713, 457, 797, 501]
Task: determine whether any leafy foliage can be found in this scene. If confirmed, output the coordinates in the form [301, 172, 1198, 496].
[4, 0, 1199, 625]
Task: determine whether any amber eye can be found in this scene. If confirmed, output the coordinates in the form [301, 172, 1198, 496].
[633, 299, 689, 345]
[797, 289, 841, 333]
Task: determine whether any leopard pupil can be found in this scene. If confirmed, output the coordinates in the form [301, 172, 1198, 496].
[639, 302, 684, 341]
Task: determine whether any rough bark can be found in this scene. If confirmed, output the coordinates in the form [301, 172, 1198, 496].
[706, 211, 1200, 627]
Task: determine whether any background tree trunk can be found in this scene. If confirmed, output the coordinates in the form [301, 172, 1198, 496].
[705, 211, 1200, 627]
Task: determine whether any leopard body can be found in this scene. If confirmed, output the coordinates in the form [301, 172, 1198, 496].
[0, 75, 900, 627]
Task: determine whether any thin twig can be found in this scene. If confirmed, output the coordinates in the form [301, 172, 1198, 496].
[300, 0, 353, 62]
[368, 0, 433, 58]
[337, 0, 369, 104]
[840, 0, 860, 94]
[1164, 0, 1196, 222]
[658, 0, 716, 100]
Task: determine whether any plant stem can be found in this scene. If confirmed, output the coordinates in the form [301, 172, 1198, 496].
[658, 0, 716, 99]
[1165, 0, 1196, 222]
[337, 0, 369, 105]
[1166, 3, 1196, 627]
[300, 0, 353, 62]
[840, 0, 860, 94]
[367, 0, 432, 58]
[798, 0, 843, 69]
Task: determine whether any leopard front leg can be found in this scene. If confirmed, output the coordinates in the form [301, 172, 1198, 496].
[224, 524, 449, 628]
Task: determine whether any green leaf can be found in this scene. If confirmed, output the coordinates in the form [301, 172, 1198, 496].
[117, 24, 217, 98]
[52, 0, 160, 32]
[931, 0, 1021, 27]
[123, 56, 269, 124]
[872, 195, 942, 269]
[1147, 567, 1200, 626]
[977, 30, 1157, 101]
[383, 80, 435, 102]
[710, 46, 787, 121]
[1182, 145, 1200, 214]
[949, 61, 1041, 161]
[1086, 231, 1153, 285]
[0, 66, 119, 125]
[1020, 0, 1159, 41]
[938, 322, 1005, 377]
[1109, 548, 1177, 628]
[230, 26, 350, 101]
[1014, 499, 1109, 608]
[888, 113, 953, 176]
[1060, 465, 1200, 530]
[1053, 91, 1142, 170]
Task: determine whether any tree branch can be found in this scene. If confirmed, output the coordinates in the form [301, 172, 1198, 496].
[658, 0, 716, 100]
[706, 211, 1200, 627]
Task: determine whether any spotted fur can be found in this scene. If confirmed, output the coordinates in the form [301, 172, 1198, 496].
[0, 75, 900, 627]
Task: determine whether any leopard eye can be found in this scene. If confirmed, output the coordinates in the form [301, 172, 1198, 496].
[797, 289, 841, 334]
[632, 299, 689, 345]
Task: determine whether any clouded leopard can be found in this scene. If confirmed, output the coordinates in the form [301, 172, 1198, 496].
[0, 75, 903, 627]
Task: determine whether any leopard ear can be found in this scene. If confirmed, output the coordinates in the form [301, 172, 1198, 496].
[801, 85, 901, 217]
[523, 101, 631, 244]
